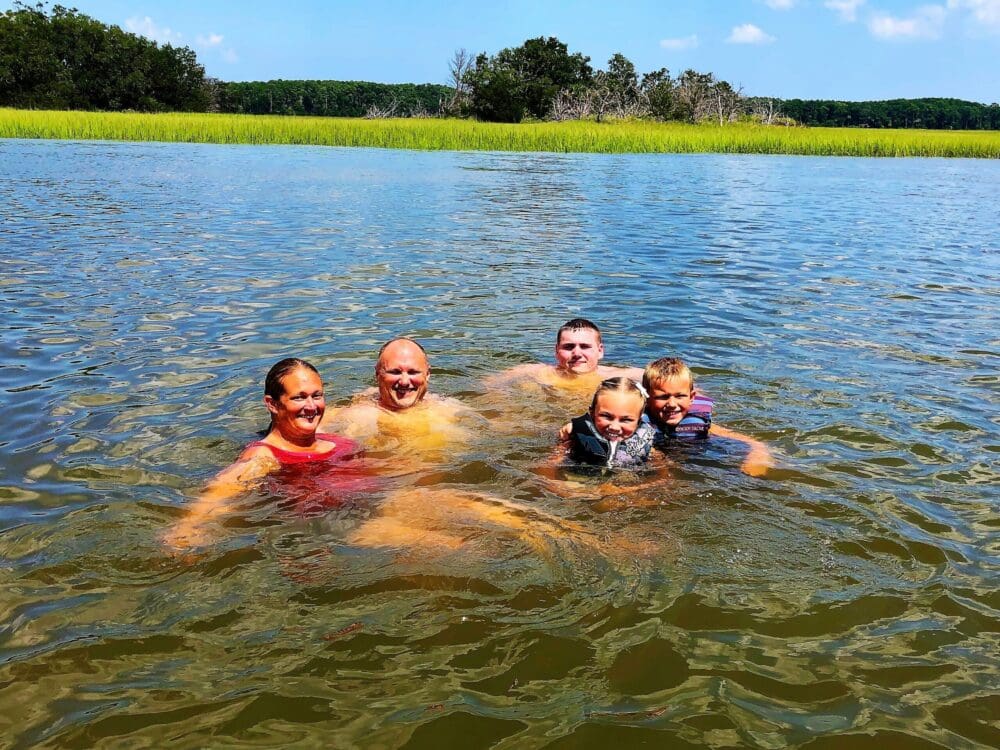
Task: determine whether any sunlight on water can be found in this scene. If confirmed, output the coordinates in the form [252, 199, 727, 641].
[0, 139, 998, 748]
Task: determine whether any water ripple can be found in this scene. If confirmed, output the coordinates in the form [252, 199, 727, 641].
[0, 140, 998, 748]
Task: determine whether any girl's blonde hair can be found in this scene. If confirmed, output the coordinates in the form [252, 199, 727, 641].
[590, 376, 647, 411]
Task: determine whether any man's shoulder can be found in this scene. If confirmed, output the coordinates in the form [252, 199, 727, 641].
[498, 362, 547, 378]
[324, 394, 380, 433]
[509, 362, 546, 373]
[533, 363, 571, 381]
[349, 388, 379, 404]
[335, 394, 379, 416]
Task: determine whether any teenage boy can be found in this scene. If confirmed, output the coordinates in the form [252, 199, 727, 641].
[488, 318, 642, 392]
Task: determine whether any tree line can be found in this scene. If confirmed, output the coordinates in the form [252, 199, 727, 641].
[0, 2, 207, 111]
[212, 80, 451, 118]
[0, 4, 450, 117]
[778, 98, 1000, 130]
[447, 36, 1000, 129]
[2, 5, 997, 131]
[446, 38, 754, 125]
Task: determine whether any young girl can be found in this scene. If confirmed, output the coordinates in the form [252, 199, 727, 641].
[563, 377, 656, 468]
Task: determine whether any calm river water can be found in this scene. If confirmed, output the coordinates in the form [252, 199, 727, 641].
[0, 139, 998, 749]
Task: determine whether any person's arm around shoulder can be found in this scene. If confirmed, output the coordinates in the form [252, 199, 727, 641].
[709, 423, 773, 477]
[163, 445, 278, 550]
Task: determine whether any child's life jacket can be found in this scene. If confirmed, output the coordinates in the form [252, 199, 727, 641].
[568, 413, 656, 468]
[653, 393, 713, 445]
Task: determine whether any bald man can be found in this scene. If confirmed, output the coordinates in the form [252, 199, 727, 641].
[316, 337, 597, 552]
[319, 337, 477, 452]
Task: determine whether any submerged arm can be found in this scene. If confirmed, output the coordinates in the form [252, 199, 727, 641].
[533, 433, 575, 487]
[710, 424, 773, 477]
[163, 446, 278, 550]
[481, 363, 541, 389]
[349, 486, 593, 554]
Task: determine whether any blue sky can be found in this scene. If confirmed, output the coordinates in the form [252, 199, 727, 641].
[8, 0, 999, 102]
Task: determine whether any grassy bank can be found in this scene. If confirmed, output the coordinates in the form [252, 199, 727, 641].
[2, 108, 999, 158]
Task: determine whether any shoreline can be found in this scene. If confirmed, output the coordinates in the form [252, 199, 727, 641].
[2, 108, 998, 159]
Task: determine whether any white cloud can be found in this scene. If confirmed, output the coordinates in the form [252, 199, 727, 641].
[125, 16, 183, 45]
[659, 34, 699, 50]
[869, 4, 947, 38]
[727, 23, 776, 44]
[825, 0, 866, 21]
[947, 0, 1000, 27]
[194, 33, 238, 64]
[196, 33, 224, 48]
[124, 19, 239, 64]
[764, 0, 796, 9]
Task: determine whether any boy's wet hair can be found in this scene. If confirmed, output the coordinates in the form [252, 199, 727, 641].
[557, 317, 601, 344]
[642, 357, 694, 392]
[264, 357, 320, 400]
[590, 376, 647, 411]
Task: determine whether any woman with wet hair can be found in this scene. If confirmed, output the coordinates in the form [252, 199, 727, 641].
[165, 358, 361, 548]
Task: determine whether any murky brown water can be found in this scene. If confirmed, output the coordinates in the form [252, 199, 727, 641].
[1, 140, 998, 748]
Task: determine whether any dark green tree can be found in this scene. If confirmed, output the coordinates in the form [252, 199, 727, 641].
[641, 67, 674, 120]
[463, 55, 526, 122]
[0, 1, 207, 111]
[605, 53, 638, 98]
[586, 53, 644, 120]
[464, 36, 592, 121]
[674, 69, 715, 122]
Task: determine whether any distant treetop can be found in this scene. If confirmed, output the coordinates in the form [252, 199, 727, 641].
[0, 1, 208, 111]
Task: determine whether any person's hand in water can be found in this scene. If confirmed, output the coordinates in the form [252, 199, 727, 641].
[710, 424, 773, 477]
[557, 421, 573, 441]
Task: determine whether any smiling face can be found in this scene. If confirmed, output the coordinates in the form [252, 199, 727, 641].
[376, 339, 430, 411]
[265, 366, 325, 440]
[646, 375, 695, 428]
[591, 390, 645, 441]
[555, 328, 605, 375]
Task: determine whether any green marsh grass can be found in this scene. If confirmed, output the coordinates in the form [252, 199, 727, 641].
[2, 108, 998, 158]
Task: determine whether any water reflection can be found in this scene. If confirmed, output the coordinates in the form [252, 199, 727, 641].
[0, 139, 998, 748]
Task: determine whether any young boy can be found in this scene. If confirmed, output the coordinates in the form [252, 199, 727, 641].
[642, 357, 772, 477]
